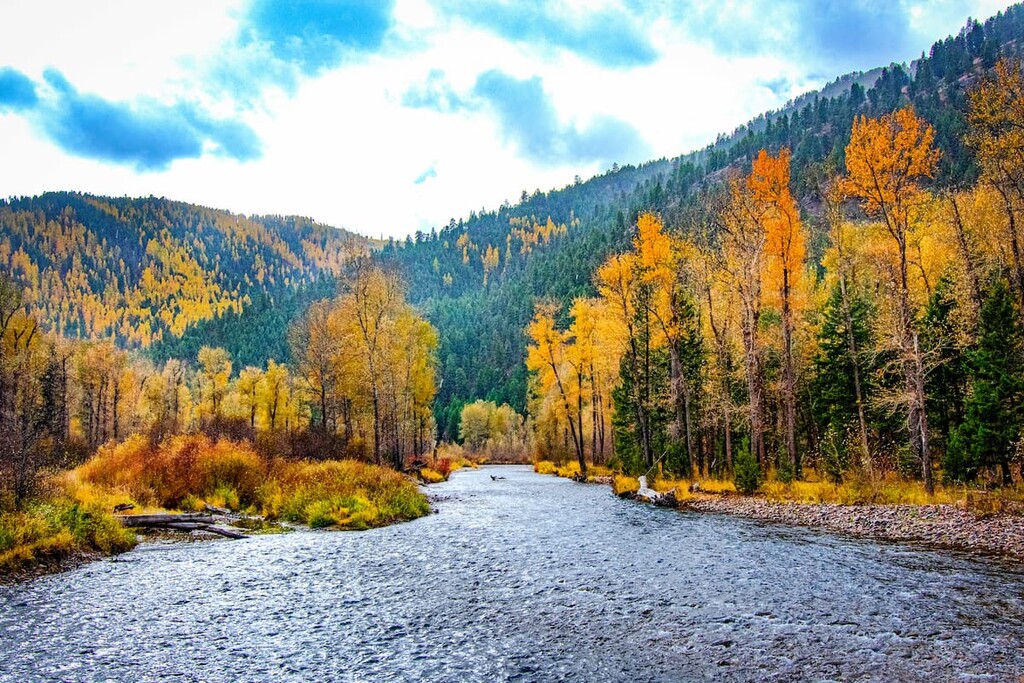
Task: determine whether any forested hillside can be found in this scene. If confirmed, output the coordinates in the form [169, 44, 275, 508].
[0, 193, 367, 367]
[382, 4, 1024, 439]
[5, 6, 1024, 445]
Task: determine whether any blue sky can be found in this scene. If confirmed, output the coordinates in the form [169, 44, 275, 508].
[0, 0, 1012, 238]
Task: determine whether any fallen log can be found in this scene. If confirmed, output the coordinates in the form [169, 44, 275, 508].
[205, 526, 249, 539]
[118, 514, 250, 539]
[118, 513, 214, 527]
[635, 476, 678, 507]
[163, 522, 250, 539]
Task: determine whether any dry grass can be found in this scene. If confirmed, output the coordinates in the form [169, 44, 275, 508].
[418, 468, 447, 484]
[759, 472, 961, 506]
[76, 434, 264, 510]
[0, 500, 136, 579]
[693, 478, 738, 494]
[69, 434, 430, 531]
[612, 475, 640, 496]
[258, 459, 429, 529]
[531, 455, 986, 511]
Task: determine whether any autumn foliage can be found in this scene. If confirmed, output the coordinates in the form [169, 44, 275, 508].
[70, 434, 428, 529]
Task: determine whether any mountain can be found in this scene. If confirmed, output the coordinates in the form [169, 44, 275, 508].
[5, 5, 1024, 438]
[0, 192, 368, 367]
[381, 3, 1024, 437]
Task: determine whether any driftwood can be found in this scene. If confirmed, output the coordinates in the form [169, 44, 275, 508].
[164, 523, 249, 539]
[635, 476, 678, 508]
[117, 512, 249, 539]
[118, 513, 214, 527]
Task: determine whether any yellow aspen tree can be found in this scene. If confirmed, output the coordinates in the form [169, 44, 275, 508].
[966, 58, 1024, 308]
[595, 252, 655, 468]
[721, 166, 768, 469]
[347, 261, 401, 466]
[821, 179, 872, 468]
[262, 360, 289, 431]
[634, 212, 703, 475]
[842, 107, 941, 494]
[288, 300, 338, 432]
[197, 346, 232, 422]
[526, 302, 586, 474]
[752, 148, 806, 475]
[236, 366, 264, 429]
[696, 244, 740, 471]
[481, 245, 500, 286]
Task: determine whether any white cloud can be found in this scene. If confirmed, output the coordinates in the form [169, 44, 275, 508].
[0, 0, 1015, 237]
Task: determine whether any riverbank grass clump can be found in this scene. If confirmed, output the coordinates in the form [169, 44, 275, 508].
[67, 434, 431, 531]
[0, 500, 136, 579]
[260, 459, 430, 528]
[534, 460, 615, 480]
[759, 473, 962, 506]
[612, 475, 640, 496]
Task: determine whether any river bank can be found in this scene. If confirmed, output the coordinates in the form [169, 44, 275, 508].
[679, 495, 1024, 561]
[1, 435, 435, 583]
[5, 465, 1024, 682]
[534, 461, 1024, 562]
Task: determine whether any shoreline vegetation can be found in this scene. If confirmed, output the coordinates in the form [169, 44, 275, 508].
[1, 261, 451, 583]
[1, 434, 445, 583]
[535, 460, 1024, 561]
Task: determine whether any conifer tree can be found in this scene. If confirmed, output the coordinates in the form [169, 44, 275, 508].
[949, 280, 1024, 484]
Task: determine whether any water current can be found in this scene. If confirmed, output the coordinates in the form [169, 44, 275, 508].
[2, 465, 1023, 682]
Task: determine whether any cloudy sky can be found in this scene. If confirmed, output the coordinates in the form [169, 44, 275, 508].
[0, 1, 1013, 238]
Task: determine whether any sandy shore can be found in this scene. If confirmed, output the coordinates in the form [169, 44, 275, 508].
[679, 495, 1024, 561]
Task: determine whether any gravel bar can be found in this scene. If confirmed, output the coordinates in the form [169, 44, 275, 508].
[679, 496, 1024, 561]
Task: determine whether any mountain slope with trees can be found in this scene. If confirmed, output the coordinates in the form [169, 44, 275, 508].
[0, 192, 369, 368]
[5, 6, 1024, 447]
[382, 3, 1024, 439]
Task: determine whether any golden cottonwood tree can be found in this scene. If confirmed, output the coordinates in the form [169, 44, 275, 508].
[236, 366, 264, 429]
[595, 250, 658, 468]
[289, 300, 341, 432]
[347, 262, 402, 465]
[720, 164, 769, 467]
[966, 58, 1024, 308]
[197, 346, 232, 423]
[526, 302, 587, 475]
[842, 107, 941, 493]
[820, 179, 872, 466]
[752, 149, 807, 474]
[291, 261, 438, 467]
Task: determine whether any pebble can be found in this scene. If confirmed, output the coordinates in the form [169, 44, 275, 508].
[677, 496, 1024, 561]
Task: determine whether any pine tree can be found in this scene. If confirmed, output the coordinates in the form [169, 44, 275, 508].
[948, 280, 1024, 484]
[812, 284, 876, 443]
[922, 277, 969, 458]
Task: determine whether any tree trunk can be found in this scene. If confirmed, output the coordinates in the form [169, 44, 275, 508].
[996, 184, 1024, 311]
[781, 270, 797, 476]
[112, 376, 120, 442]
[838, 272, 872, 473]
[741, 307, 765, 469]
[948, 194, 984, 314]
[912, 331, 934, 494]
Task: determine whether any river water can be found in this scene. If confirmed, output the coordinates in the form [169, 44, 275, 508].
[2, 466, 1024, 682]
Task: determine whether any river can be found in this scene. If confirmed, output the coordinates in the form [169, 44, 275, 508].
[2, 466, 1023, 682]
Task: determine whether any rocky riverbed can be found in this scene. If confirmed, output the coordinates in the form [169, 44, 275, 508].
[680, 495, 1024, 561]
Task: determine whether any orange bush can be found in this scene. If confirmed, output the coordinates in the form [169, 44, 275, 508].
[77, 435, 264, 509]
[435, 457, 453, 478]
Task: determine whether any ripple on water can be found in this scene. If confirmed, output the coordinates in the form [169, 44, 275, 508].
[2, 466, 1024, 682]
